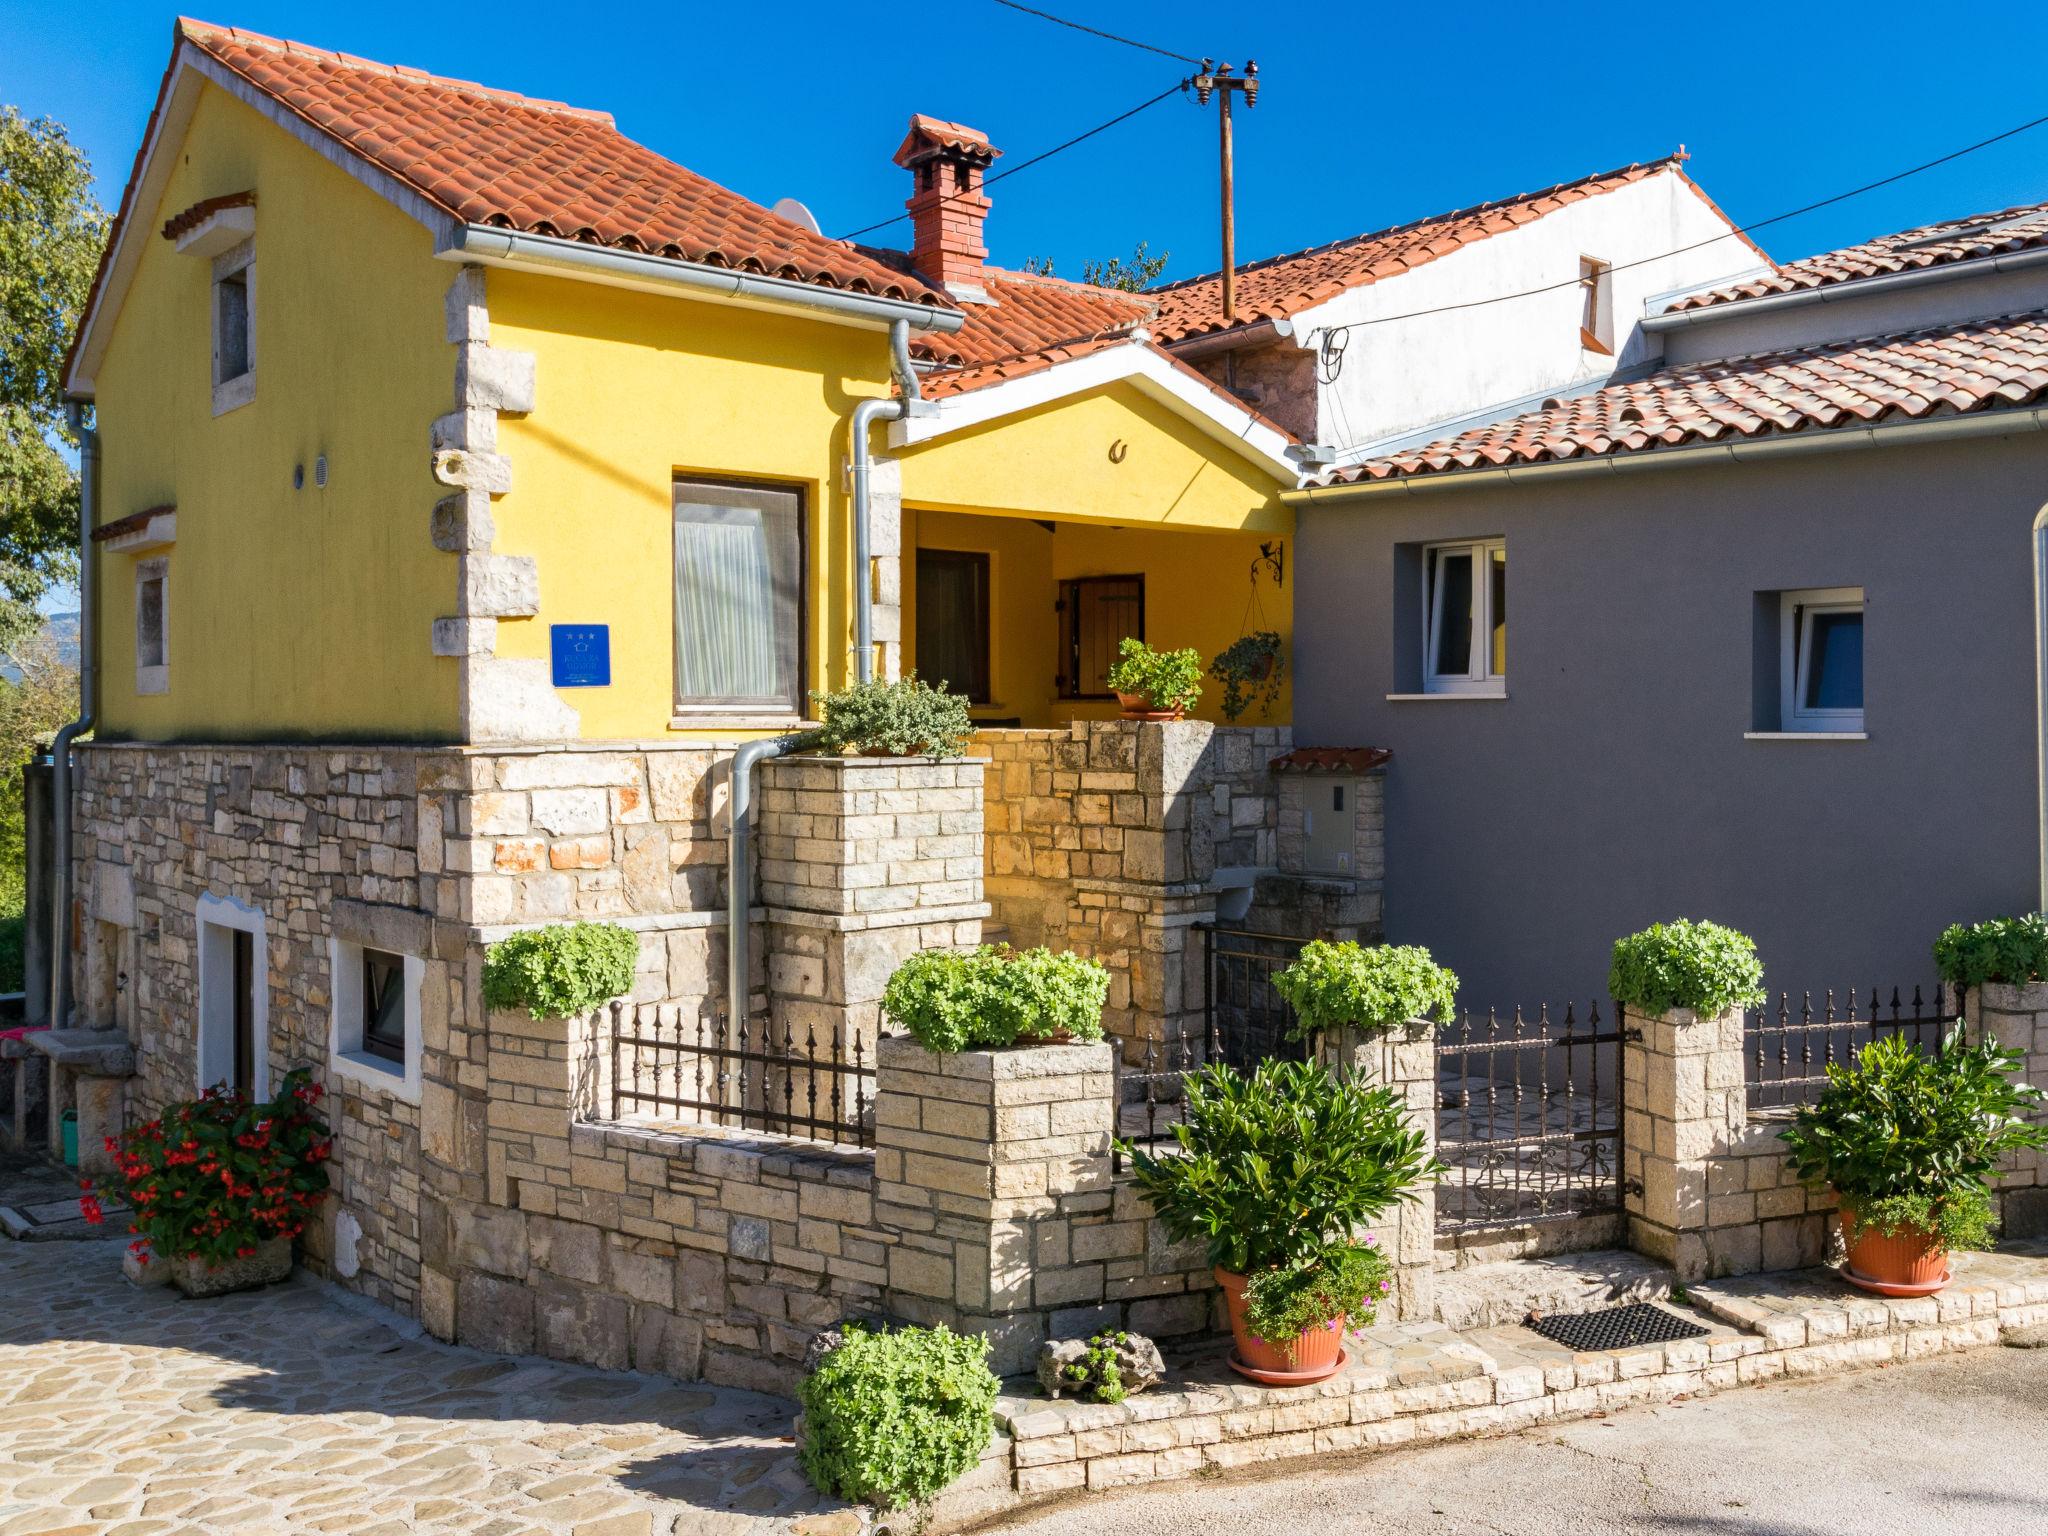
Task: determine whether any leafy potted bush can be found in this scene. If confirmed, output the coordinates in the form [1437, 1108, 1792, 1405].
[1121, 1058, 1439, 1384]
[1608, 918, 1766, 1019]
[798, 1321, 999, 1512]
[1272, 940, 1457, 1043]
[1934, 912, 2048, 988]
[1781, 1028, 2047, 1295]
[86, 1067, 333, 1297]
[881, 945, 1109, 1053]
[1104, 638, 1203, 721]
[812, 673, 975, 758]
[482, 920, 641, 1019]
[1209, 631, 1284, 723]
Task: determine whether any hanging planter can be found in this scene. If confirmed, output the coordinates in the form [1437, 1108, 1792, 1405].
[1210, 631, 1285, 722]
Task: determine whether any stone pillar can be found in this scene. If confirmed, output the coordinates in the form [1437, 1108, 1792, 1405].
[873, 1037, 1117, 1374]
[1964, 982, 2048, 1236]
[1621, 1004, 1750, 1279]
[1321, 1021, 1437, 1320]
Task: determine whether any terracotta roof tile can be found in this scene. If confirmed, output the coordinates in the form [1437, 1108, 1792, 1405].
[1324, 310, 2048, 484]
[1665, 202, 2048, 312]
[1147, 156, 1733, 343]
[1269, 747, 1391, 774]
[173, 18, 945, 303]
[160, 189, 253, 240]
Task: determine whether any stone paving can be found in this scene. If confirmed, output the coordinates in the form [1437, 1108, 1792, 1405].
[0, 1236, 847, 1536]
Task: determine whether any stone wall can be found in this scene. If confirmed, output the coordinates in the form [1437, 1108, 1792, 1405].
[1965, 982, 2048, 1236]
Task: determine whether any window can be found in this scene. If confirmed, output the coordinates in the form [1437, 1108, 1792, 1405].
[196, 893, 267, 1099]
[135, 558, 168, 695]
[329, 936, 423, 1100]
[915, 548, 991, 703]
[1423, 540, 1506, 694]
[672, 479, 805, 717]
[1579, 257, 1613, 354]
[211, 239, 255, 414]
[1780, 587, 1864, 732]
[1058, 575, 1143, 699]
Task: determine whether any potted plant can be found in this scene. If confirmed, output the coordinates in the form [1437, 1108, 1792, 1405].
[1209, 631, 1284, 723]
[1780, 1028, 2047, 1295]
[811, 673, 975, 758]
[1121, 1058, 1440, 1384]
[1607, 917, 1766, 1021]
[482, 920, 641, 1019]
[882, 945, 1109, 1052]
[1104, 638, 1203, 721]
[1272, 939, 1458, 1045]
[86, 1067, 333, 1297]
[1934, 911, 2048, 990]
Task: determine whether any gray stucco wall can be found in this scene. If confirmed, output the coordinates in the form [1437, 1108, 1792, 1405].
[1294, 431, 2048, 1014]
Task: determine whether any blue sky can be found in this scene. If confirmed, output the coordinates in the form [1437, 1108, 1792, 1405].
[6, 0, 2048, 291]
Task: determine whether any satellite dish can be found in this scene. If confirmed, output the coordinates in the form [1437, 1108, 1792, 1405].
[771, 197, 823, 236]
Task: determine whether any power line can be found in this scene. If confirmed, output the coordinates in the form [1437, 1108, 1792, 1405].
[985, 0, 1203, 64]
[836, 80, 1188, 241]
[1306, 108, 2048, 345]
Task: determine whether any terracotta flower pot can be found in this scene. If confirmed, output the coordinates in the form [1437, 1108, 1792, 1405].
[1114, 691, 1187, 722]
[1214, 1265, 1347, 1385]
[1837, 1202, 1951, 1296]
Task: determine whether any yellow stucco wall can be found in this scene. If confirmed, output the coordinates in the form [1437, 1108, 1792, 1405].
[91, 82, 458, 741]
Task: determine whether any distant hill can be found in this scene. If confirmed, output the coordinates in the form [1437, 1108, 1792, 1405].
[1, 612, 80, 683]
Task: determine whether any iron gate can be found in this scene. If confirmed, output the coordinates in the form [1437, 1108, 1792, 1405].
[1435, 1001, 1628, 1236]
[1202, 925, 1311, 1070]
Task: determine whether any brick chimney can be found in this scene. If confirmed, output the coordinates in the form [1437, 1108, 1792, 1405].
[893, 115, 1001, 299]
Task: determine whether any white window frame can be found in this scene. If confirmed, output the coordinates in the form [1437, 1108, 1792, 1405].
[195, 892, 268, 1100]
[134, 557, 169, 695]
[211, 237, 256, 416]
[1579, 256, 1614, 354]
[327, 937, 424, 1104]
[1779, 586, 1865, 733]
[1422, 538, 1506, 696]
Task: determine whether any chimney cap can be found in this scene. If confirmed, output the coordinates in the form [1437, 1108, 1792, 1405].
[894, 114, 1001, 170]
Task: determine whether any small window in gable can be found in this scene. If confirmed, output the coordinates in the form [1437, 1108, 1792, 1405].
[135, 558, 168, 695]
[211, 240, 256, 414]
[1579, 257, 1613, 355]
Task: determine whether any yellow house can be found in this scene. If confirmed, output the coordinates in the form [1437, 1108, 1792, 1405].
[65, 26, 1308, 748]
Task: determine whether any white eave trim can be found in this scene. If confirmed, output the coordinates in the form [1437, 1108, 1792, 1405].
[887, 340, 1304, 483]
[99, 510, 177, 555]
[67, 42, 462, 398]
[1285, 403, 2048, 503]
[438, 224, 963, 336]
[172, 202, 255, 258]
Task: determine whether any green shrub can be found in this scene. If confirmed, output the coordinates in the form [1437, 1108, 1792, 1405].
[1209, 631, 1284, 722]
[1104, 638, 1203, 715]
[1607, 918, 1764, 1017]
[798, 1322, 998, 1509]
[811, 673, 974, 758]
[882, 945, 1109, 1053]
[1243, 1240, 1392, 1361]
[1120, 1057, 1441, 1275]
[481, 921, 640, 1019]
[1272, 940, 1457, 1040]
[1934, 913, 2048, 987]
[1781, 1028, 2048, 1248]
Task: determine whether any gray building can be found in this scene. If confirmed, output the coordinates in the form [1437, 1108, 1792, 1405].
[1283, 201, 2048, 1012]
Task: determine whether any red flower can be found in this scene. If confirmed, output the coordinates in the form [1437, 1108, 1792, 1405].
[78, 1196, 104, 1226]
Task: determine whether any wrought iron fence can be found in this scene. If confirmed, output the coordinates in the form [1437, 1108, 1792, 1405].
[606, 1001, 875, 1148]
[1744, 984, 1959, 1112]
[1435, 1001, 1626, 1234]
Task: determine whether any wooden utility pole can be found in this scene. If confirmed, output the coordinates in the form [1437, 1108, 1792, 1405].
[1190, 59, 1259, 324]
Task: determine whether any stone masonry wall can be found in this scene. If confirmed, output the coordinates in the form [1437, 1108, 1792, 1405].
[1965, 982, 2048, 1237]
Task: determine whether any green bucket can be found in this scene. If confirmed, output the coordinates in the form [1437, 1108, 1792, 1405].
[61, 1110, 78, 1168]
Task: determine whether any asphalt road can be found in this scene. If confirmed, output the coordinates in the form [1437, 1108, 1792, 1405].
[975, 1343, 2048, 1536]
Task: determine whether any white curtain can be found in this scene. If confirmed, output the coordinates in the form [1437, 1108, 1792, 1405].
[674, 499, 783, 703]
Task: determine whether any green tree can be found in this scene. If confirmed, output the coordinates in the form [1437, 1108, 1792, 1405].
[1021, 240, 1169, 292]
[1, 107, 107, 649]
[0, 631, 74, 988]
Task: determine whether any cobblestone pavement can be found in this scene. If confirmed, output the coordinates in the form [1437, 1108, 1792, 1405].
[0, 1235, 849, 1536]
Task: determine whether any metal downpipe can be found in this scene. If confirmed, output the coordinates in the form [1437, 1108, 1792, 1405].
[51, 402, 98, 1029]
[2034, 507, 2048, 912]
[725, 734, 810, 1035]
[849, 318, 928, 684]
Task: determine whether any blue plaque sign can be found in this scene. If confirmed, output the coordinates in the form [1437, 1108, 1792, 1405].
[550, 624, 611, 687]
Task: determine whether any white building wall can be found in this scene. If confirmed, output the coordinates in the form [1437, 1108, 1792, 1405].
[1294, 171, 1761, 454]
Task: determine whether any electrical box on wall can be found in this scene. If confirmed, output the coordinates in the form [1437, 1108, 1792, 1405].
[1303, 777, 1361, 875]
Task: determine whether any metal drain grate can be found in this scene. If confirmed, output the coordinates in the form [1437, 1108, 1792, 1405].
[1525, 1302, 1707, 1352]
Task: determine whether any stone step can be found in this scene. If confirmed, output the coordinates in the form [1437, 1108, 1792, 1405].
[1432, 1249, 1678, 1331]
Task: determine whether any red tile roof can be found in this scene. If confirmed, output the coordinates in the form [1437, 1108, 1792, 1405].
[1147, 156, 1734, 343]
[894, 114, 998, 166]
[1325, 310, 2048, 484]
[1665, 202, 2048, 313]
[173, 19, 946, 303]
[160, 189, 253, 241]
[918, 269, 1153, 368]
[1270, 747, 1392, 774]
